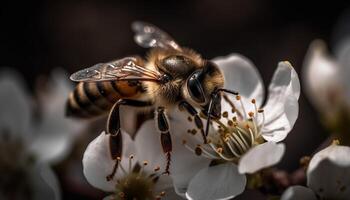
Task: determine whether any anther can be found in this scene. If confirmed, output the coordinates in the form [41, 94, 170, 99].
[228, 120, 234, 126]
[191, 129, 197, 135]
[222, 111, 229, 118]
[216, 147, 223, 153]
[117, 157, 121, 161]
[154, 166, 160, 172]
[129, 154, 134, 159]
[160, 191, 166, 196]
[187, 116, 192, 122]
[143, 161, 148, 166]
[251, 99, 256, 104]
[182, 139, 187, 145]
[236, 95, 241, 100]
[248, 112, 254, 117]
[232, 116, 237, 121]
[258, 109, 264, 113]
[195, 145, 202, 156]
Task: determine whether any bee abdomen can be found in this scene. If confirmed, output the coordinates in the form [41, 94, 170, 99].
[66, 81, 141, 118]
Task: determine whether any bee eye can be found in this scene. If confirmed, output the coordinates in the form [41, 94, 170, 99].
[160, 73, 172, 83]
[187, 71, 206, 104]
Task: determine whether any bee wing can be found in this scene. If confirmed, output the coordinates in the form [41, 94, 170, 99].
[132, 21, 182, 51]
[70, 57, 162, 82]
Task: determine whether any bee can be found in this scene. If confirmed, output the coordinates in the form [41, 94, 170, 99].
[67, 21, 237, 180]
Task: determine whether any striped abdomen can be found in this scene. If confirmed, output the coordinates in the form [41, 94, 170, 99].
[66, 81, 143, 118]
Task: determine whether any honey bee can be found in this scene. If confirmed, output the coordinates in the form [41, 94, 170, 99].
[66, 21, 237, 180]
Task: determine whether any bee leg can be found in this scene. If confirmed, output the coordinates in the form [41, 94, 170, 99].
[203, 88, 238, 137]
[106, 99, 152, 181]
[156, 107, 172, 175]
[178, 101, 207, 144]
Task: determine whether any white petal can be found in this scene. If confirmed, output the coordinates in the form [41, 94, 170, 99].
[308, 144, 350, 171]
[262, 95, 299, 142]
[281, 186, 317, 200]
[307, 159, 350, 199]
[335, 38, 350, 103]
[134, 119, 211, 195]
[83, 131, 135, 191]
[307, 145, 350, 199]
[0, 69, 32, 142]
[29, 163, 61, 200]
[213, 54, 264, 107]
[262, 61, 300, 142]
[238, 142, 285, 174]
[303, 40, 342, 113]
[186, 163, 246, 200]
[30, 69, 86, 163]
[30, 133, 73, 165]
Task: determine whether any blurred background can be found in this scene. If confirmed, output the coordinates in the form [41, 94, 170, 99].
[1, 0, 350, 199]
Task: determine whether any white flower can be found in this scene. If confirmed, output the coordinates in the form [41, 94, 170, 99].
[83, 131, 179, 199]
[281, 142, 350, 200]
[303, 39, 350, 122]
[0, 69, 81, 199]
[134, 54, 300, 200]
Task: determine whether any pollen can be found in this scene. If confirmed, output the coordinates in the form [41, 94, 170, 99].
[228, 120, 234, 126]
[195, 145, 202, 156]
[154, 166, 160, 172]
[332, 139, 340, 145]
[248, 112, 254, 117]
[216, 147, 223, 153]
[187, 116, 193, 122]
[114, 154, 162, 200]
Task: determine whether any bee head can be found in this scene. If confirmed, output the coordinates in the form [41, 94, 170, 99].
[186, 61, 223, 106]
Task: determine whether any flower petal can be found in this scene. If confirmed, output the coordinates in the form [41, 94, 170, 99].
[238, 142, 285, 174]
[335, 37, 350, 103]
[29, 163, 61, 200]
[186, 163, 246, 200]
[308, 159, 350, 199]
[262, 61, 300, 142]
[213, 54, 264, 107]
[308, 144, 350, 171]
[303, 40, 342, 112]
[0, 69, 32, 141]
[134, 119, 211, 195]
[307, 145, 350, 199]
[30, 69, 86, 164]
[29, 133, 73, 165]
[82, 131, 135, 191]
[281, 186, 317, 200]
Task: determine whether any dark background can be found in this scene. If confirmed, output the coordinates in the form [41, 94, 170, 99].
[1, 0, 350, 199]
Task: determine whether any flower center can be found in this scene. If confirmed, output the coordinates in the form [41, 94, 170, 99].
[184, 94, 266, 162]
[114, 155, 166, 200]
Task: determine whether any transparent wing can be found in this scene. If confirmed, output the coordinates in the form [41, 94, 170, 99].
[131, 21, 182, 51]
[70, 57, 162, 82]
